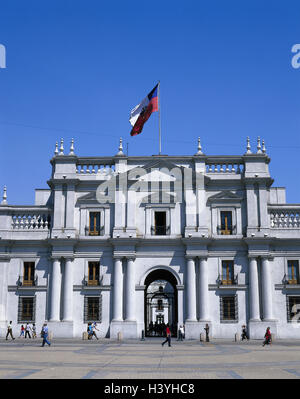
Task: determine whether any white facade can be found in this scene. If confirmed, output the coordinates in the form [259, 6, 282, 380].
[1, 137, 300, 339]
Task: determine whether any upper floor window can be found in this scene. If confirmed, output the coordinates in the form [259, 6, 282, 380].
[221, 260, 234, 285]
[153, 211, 167, 235]
[288, 260, 299, 284]
[220, 211, 233, 235]
[89, 212, 100, 236]
[23, 262, 35, 286]
[88, 262, 100, 286]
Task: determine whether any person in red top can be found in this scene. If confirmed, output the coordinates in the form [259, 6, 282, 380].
[262, 327, 272, 346]
[161, 324, 172, 347]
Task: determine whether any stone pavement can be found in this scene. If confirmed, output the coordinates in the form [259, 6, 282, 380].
[1, 337, 300, 379]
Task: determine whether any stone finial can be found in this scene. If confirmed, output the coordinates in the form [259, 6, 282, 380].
[69, 138, 75, 155]
[116, 137, 124, 156]
[1, 185, 7, 205]
[195, 137, 203, 155]
[54, 142, 59, 156]
[262, 139, 266, 154]
[246, 137, 252, 154]
[59, 138, 64, 155]
[257, 137, 262, 154]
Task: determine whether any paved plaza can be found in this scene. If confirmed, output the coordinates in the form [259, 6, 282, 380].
[1, 337, 300, 379]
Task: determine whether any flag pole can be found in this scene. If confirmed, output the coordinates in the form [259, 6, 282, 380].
[158, 81, 161, 155]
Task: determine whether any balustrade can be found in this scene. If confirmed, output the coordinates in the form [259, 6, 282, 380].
[11, 212, 51, 230]
[76, 163, 115, 175]
[269, 208, 300, 228]
[206, 163, 244, 174]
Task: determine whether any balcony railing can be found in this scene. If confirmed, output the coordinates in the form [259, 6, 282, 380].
[85, 225, 104, 236]
[283, 274, 300, 285]
[151, 225, 170, 236]
[17, 275, 38, 287]
[217, 225, 237, 235]
[217, 274, 238, 286]
[269, 205, 300, 228]
[83, 275, 102, 286]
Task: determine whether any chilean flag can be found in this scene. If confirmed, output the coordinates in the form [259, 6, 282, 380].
[129, 84, 159, 136]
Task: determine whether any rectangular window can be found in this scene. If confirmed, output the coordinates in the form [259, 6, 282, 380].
[220, 295, 238, 322]
[23, 262, 35, 286]
[288, 260, 299, 284]
[88, 262, 100, 286]
[154, 211, 167, 235]
[287, 296, 300, 322]
[18, 296, 35, 323]
[84, 296, 102, 323]
[220, 211, 232, 235]
[221, 260, 234, 285]
[89, 212, 101, 236]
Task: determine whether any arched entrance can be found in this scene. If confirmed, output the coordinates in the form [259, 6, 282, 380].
[144, 269, 178, 337]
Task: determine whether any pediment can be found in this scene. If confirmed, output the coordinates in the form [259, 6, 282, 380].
[207, 190, 242, 203]
[77, 192, 97, 203]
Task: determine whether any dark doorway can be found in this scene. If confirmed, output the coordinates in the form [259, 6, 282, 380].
[144, 269, 178, 337]
[154, 211, 167, 235]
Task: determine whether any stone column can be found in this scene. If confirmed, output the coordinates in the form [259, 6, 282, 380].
[125, 258, 135, 321]
[112, 257, 123, 321]
[49, 258, 61, 321]
[62, 258, 73, 321]
[261, 257, 273, 320]
[185, 257, 197, 321]
[248, 257, 260, 320]
[199, 257, 209, 321]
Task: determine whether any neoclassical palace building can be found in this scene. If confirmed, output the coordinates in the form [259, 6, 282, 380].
[1, 137, 300, 339]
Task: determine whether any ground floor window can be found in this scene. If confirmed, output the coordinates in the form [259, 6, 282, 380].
[18, 296, 35, 323]
[220, 295, 238, 322]
[84, 295, 102, 323]
[287, 296, 300, 322]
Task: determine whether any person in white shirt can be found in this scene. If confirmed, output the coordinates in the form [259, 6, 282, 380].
[6, 321, 15, 340]
[25, 323, 32, 339]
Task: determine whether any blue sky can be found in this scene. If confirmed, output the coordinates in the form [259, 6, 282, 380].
[0, 0, 300, 204]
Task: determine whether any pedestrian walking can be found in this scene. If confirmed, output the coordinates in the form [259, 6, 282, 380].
[161, 323, 172, 347]
[178, 325, 184, 341]
[89, 322, 99, 340]
[204, 323, 210, 342]
[241, 325, 249, 341]
[262, 327, 272, 347]
[40, 323, 51, 347]
[32, 323, 37, 339]
[25, 323, 32, 338]
[6, 321, 15, 340]
[87, 323, 93, 339]
[19, 324, 25, 338]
